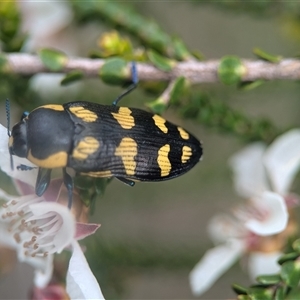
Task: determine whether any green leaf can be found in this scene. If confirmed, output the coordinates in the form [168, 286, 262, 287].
[292, 239, 300, 253]
[38, 48, 67, 71]
[191, 50, 205, 61]
[147, 50, 175, 72]
[61, 70, 84, 86]
[281, 260, 300, 287]
[278, 252, 299, 265]
[146, 98, 167, 114]
[286, 287, 300, 300]
[169, 76, 187, 105]
[99, 58, 129, 85]
[232, 283, 248, 295]
[253, 47, 282, 63]
[0, 53, 8, 72]
[248, 287, 273, 300]
[172, 37, 191, 61]
[218, 56, 245, 85]
[275, 286, 285, 300]
[256, 274, 281, 285]
[239, 80, 265, 90]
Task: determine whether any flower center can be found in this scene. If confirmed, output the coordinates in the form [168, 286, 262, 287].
[1, 196, 64, 257]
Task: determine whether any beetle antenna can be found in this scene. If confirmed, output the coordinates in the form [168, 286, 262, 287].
[112, 61, 138, 106]
[6, 99, 14, 170]
[6, 99, 11, 137]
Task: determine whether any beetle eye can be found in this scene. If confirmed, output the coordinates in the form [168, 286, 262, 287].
[10, 122, 28, 158]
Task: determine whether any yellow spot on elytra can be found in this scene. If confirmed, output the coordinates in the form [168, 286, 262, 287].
[114, 137, 137, 176]
[181, 146, 192, 163]
[111, 107, 135, 129]
[152, 115, 168, 133]
[178, 127, 189, 140]
[81, 170, 112, 177]
[40, 104, 64, 111]
[73, 137, 100, 160]
[69, 106, 97, 122]
[27, 150, 67, 168]
[157, 144, 171, 176]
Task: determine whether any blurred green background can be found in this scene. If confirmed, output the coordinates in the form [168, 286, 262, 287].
[1, 1, 300, 299]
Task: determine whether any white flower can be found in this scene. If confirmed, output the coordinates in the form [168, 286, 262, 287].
[17, 1, 81, 102]
[18, 1, 74, 52]
[67, 240, 105, 299]
[189, 129, 300, 296]
[0, 124, 104, 299]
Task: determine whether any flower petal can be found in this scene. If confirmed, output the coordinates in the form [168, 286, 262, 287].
[264, 129, 300, 195]
[208, 213, 246, 244]
[75, 223, 101, 240]
[34, 255, 54, 288]
[19, 1, 73, 51]
[0, 124, 37, 186]
[189, 239, 244, 296]
[245, 191, 288, 236]
[66, 241, 105, 299]
[247, 251, 282, 281]
[229, 143, 269, 198]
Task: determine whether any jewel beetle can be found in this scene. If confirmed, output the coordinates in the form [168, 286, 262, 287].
[7, 63, 202, 208]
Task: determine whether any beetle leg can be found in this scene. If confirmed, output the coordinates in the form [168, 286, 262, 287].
[36, 168, 52, 197]
[63, 168, 74, 209]
[115, 177, 135, 187]
[17, 164, 37, 171]
[112, 61, 138, 106]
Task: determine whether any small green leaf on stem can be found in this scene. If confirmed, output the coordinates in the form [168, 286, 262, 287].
[278, 252, 299, 265]
[170, 76, 187, 105]
[274, 286, 285, 300]
[218, 56, 245, 85]
[38, 48, 67, 71]
[172, 37, 192, 61]
[61, 70, 84, 86]
[239, 80, 265, 90]
[0, 54, 8, 72]
[99, 58, 129, 85]
[281, 260, 300, 287]
[232, 283, 248, 295]
[253, 47, 282, 63]
[248, 287, 273, 300]
[292, 239, 300, 253]
[146, 97, 167, 114]
[256, 274, 281, 285]
[147, 50, 175, 72]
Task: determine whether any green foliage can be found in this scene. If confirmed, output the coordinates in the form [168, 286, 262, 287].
[146, 98, 168, 115]
[1, 1, 300, 299]
[147, 50, 175, 71]
[190, 0, 300, 17]
[234, 239, 300, 299]
[0, 2, 26, 52]
[253, 48, 282, 63]
[74, 176, 112, 215]
[178, 92, 281, 144]
[70, 0, 194, 60]
[61, 70, 84, 86]
[38, 48, 68, 71]
[218, 56, 245, 85]
[99, 57, 131, 85]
